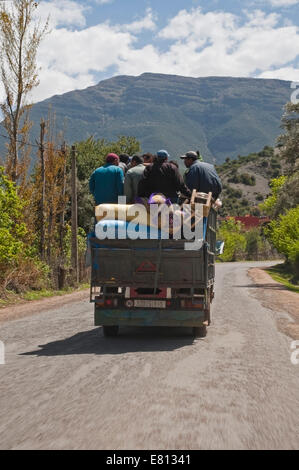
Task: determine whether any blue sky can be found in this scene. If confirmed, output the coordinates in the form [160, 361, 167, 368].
[21, 0, 299, 101]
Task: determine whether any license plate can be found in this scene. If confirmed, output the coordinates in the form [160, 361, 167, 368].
[133, 300, 166, 309]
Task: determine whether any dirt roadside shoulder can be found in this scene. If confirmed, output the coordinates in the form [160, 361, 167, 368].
[0, 289, 90, 324]
[249, 267, 299, 340]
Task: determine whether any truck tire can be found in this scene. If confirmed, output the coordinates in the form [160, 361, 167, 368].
[193, 325, 207, 338]
[103, 325, 119, 337]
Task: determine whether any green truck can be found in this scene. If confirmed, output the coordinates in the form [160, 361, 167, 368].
[90, 207, 217, 338]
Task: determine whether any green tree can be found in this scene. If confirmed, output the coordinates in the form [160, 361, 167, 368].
[277, 102, 299, 171]
[259, 175, 287, 217]
[0, 167, 29, 265]
[75, 135, 141, 232]
[0, 166, 49, 293]
[266, 206, 299, 280]
[75, 135, 140, 181]
[217, 219, 246, 261]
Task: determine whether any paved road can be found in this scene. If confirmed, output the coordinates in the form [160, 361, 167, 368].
[0, 262, 298, 450]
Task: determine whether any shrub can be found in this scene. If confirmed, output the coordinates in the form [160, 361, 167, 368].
[0, 168, 28, 266]
[266, 206, 299, 280]
[240, 173, 256, 186]
[217, 219, 246, 261]
[0, 167, 49, 294]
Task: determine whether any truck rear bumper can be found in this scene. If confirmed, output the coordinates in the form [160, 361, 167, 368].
[94, 307, 206, 327]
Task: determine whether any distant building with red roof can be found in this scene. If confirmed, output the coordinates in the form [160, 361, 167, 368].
[219, 215, 271, 230]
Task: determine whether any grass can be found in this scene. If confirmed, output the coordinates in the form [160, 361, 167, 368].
[265, 264, 299, 294]
[0, 283, 89, 308]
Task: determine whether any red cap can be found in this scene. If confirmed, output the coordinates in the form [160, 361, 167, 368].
[106, 153, 119, 164]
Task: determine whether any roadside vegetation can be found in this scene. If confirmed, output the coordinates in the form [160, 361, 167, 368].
[217, 102, 299, 287]
[0, 134, 139, 304]
[217, 218, 277, 262]
[265, 265, 299, 294]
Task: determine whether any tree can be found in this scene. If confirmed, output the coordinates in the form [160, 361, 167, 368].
[0, 166, 27, 266]
[277, 102, 299, 171]
[0, 166, 48, 293]
[0, 0, 49, 182]
[217, 219, 246, 261]
[260, 174, 299, 219]
[266, 207, 299, 280]
[259, 176, 287, 217]
[31, 127, 68, 265]
[75, 135, 140, 232]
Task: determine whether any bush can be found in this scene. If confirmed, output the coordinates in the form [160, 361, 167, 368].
[0, 167, 49, 294]
[270, 159, 281, 169]
[0, 167, 28, 266]
[240, 173, 256, 186]
[258, 146, 274, 159]
[266, 206, 299, 280]
[217, 219, 246, 261]
[228, 174, 241, 184]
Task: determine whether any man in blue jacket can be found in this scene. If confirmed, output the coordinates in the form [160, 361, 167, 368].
[181, 151, 222, 200]
[89, 153, 124, 205]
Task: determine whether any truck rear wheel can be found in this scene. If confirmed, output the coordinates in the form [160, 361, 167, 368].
[103, 325, 119, 337]
[193, 325, 207, 338]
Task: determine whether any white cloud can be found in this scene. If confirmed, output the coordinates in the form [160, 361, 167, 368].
[32, 69, 95, 102]
[258, 66, 299, 80]
[93, 0, 114, 4]
[120, 8, 156, 33]
[267, 0, 298, 6]
[38, 0, 88, 28]
[30, 5, 299, 102]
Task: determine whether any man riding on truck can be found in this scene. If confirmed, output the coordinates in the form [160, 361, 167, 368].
[181, 150, 222, 200]
[89, 153, 124, 205]
[138, 149, 191, 203]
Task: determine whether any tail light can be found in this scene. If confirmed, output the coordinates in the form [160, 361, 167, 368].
[96, 298, 118, 307]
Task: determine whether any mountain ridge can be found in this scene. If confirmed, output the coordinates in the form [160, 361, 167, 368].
[1, 73, 292, 164]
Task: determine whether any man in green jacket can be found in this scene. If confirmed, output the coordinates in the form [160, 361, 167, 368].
[124, 155, 145, 203]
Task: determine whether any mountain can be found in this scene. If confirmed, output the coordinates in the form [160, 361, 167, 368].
[1, 73, 292, 164]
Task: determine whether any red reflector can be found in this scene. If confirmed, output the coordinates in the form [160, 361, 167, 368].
[105, 299, 112, 306]
[167, 301, 171, 307]
[136, 260, 157, 272]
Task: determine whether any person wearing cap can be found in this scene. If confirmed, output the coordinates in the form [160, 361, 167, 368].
[142, 152, 154, 166]
[138, 149, 191, 203]
[89, 153, 124, 205]
[124, 155, 145, 203]
[181, 151, 222, 200]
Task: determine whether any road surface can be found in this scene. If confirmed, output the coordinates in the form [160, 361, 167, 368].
[0, 262, 298, 450]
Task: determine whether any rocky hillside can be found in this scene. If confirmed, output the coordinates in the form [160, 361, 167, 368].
[215, 146, 287, 216]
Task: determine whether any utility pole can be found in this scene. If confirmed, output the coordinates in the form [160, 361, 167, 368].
[57, 141, 67, 289]
[39, 119, 46, 260]
[59, 142, 67, 253]
[71, 145, 79, 283]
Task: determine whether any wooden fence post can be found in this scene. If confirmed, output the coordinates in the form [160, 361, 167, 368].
[38, 119, 46, 260]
